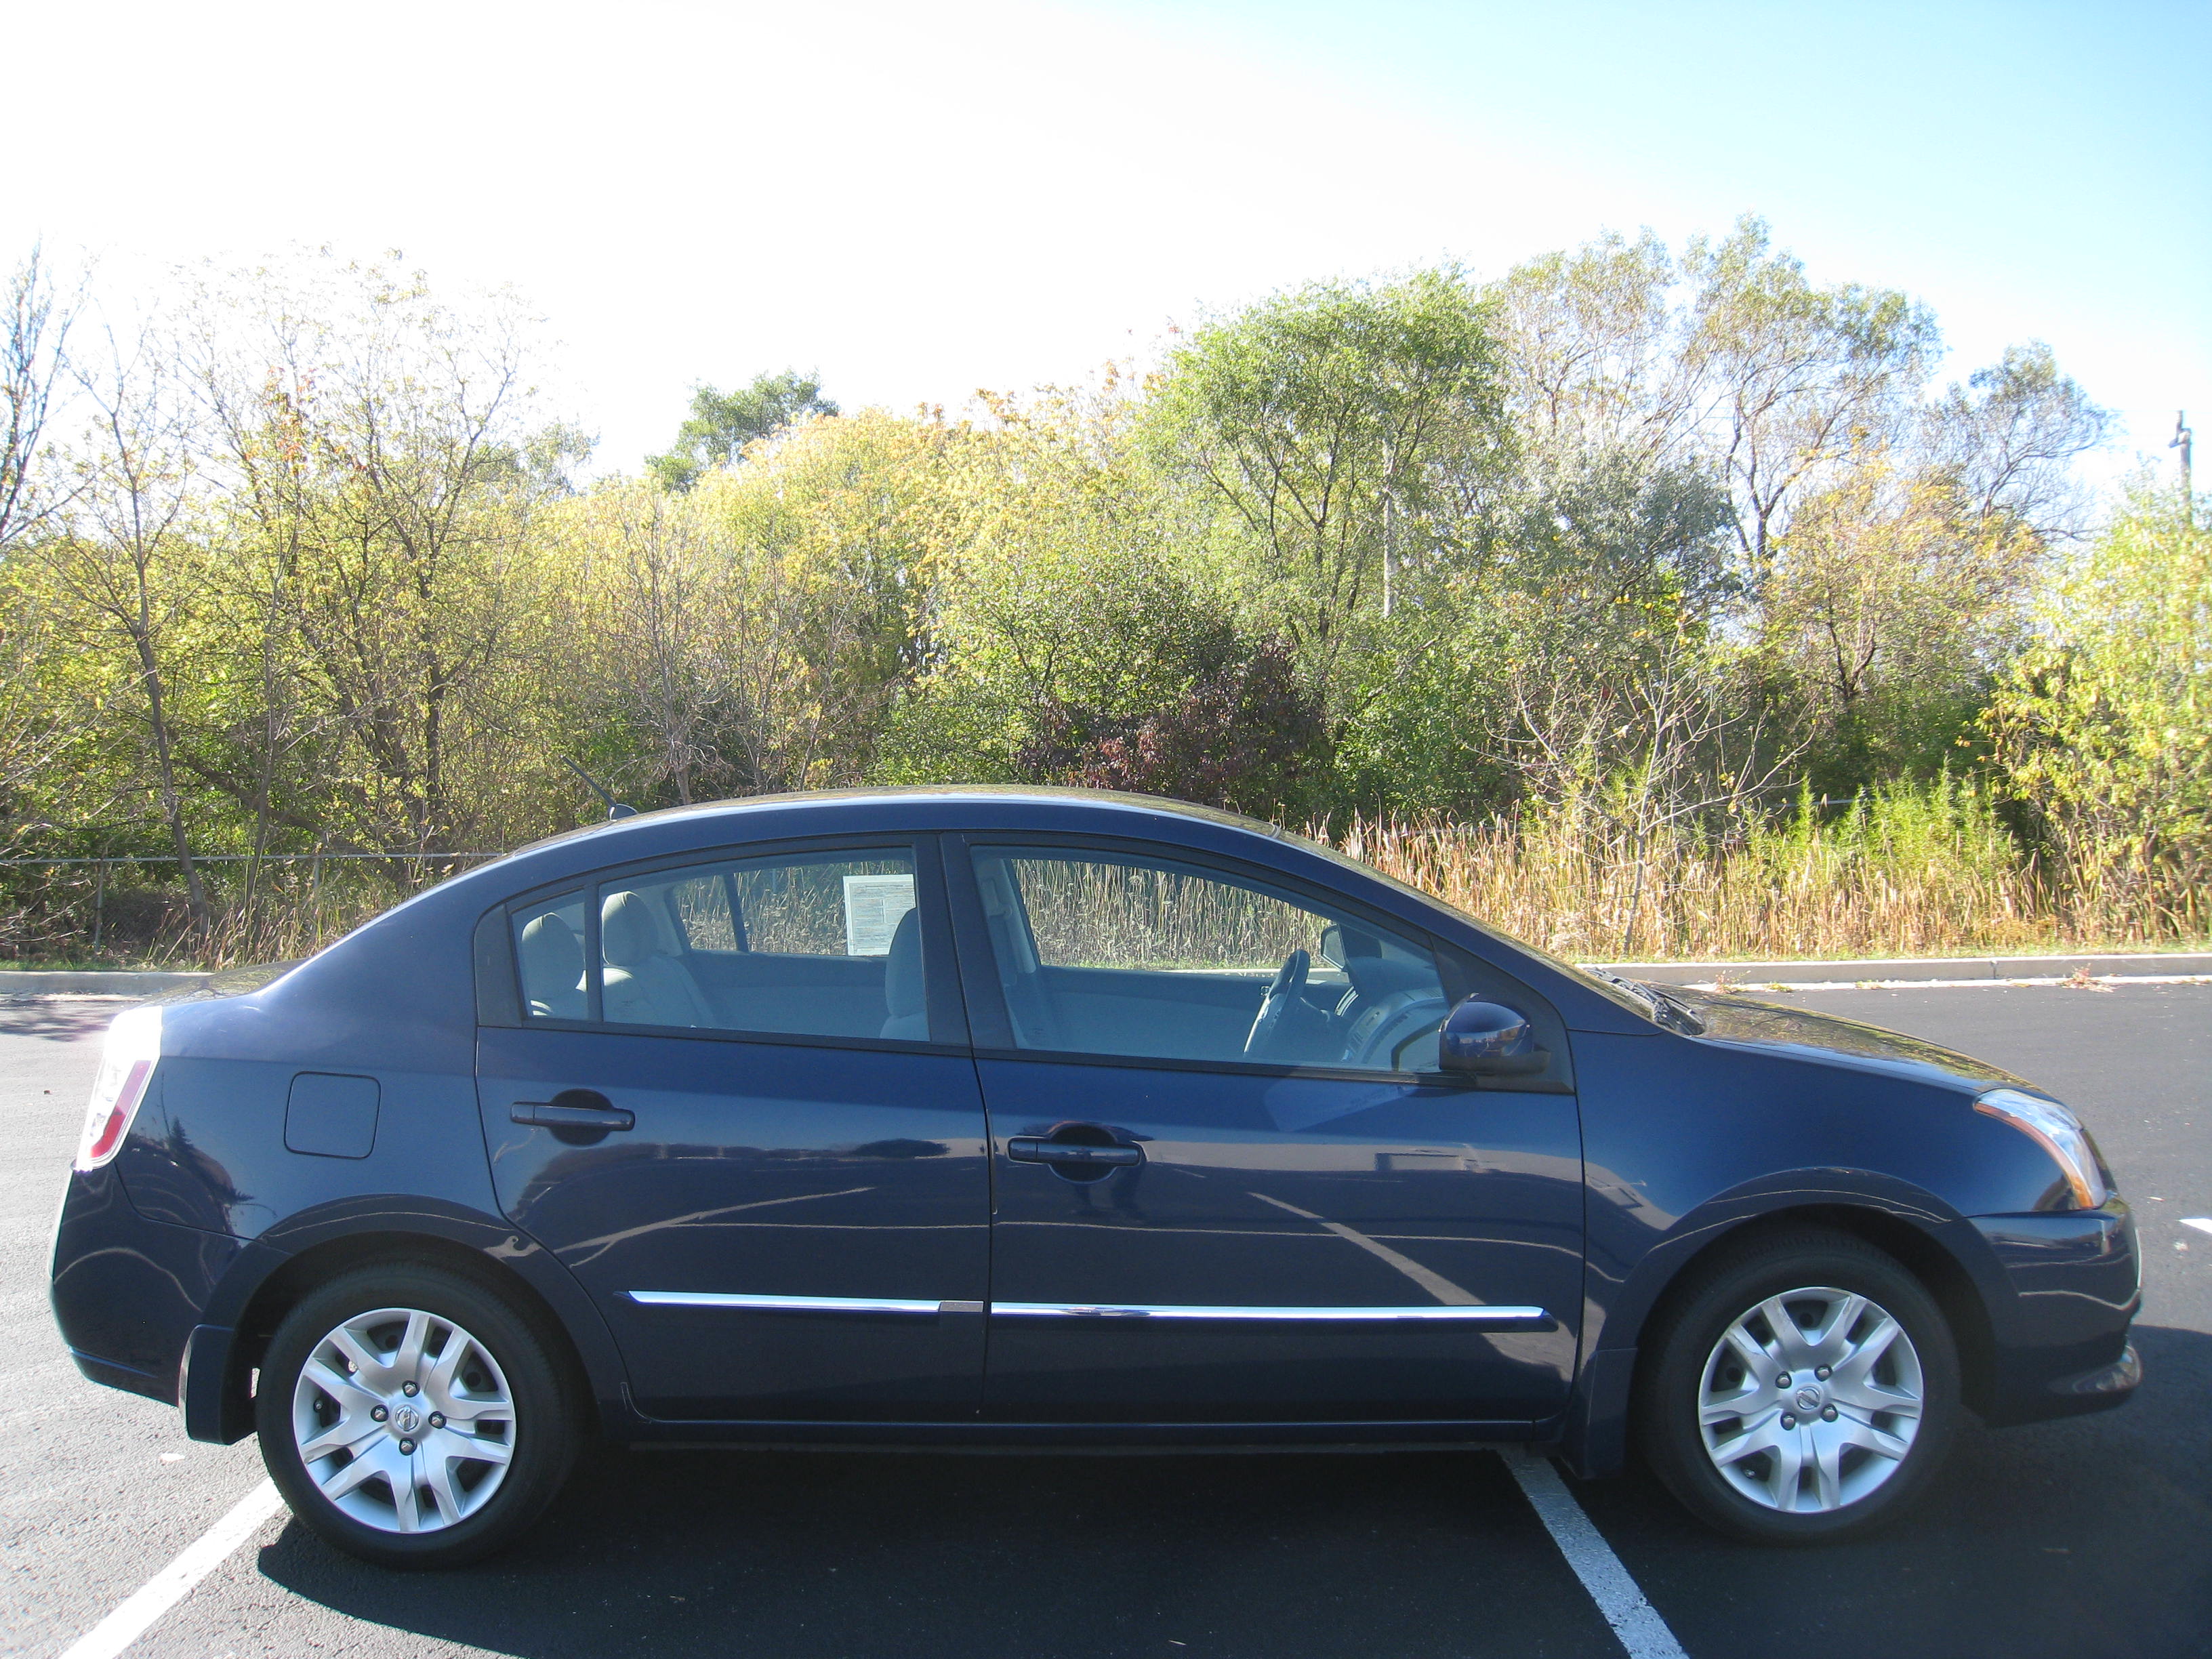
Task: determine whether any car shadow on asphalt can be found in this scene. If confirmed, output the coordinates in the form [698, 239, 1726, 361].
[250, 1325, 2211, 1659]
[0, 996, 129, 1043]
[251, 1441, 1622, 1659]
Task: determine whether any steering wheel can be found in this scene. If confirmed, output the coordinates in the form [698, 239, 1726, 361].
[1341, 989, 1450, 1071]
[1244, 949, 1310, 1059]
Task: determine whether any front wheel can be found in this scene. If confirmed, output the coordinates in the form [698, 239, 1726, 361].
[1638, 1229, 1959, 1544]
[256, 1263, 579, 1568]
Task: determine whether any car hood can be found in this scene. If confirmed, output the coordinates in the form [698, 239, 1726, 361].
[1665, 987, 2030, 1095]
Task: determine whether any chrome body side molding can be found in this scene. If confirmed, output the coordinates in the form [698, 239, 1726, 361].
[627, 1291, 957, 1316]
[627, 1291, 1551, 1328]
[989, 1303, 1553, 1325]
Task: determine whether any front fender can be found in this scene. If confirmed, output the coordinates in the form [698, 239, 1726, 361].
[1592, 1166, 2009, 1355]
[1562, 1168, 2011, 1479]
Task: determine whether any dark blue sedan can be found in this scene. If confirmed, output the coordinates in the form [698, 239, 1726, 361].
[50, 788, 2141, 1566]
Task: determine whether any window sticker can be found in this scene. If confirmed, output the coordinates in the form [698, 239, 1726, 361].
[842, 872, 916, 956]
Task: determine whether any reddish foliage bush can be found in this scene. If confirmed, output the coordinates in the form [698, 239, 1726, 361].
[1016, 634, 1325, 815]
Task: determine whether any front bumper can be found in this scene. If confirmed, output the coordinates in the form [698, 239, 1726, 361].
[1971, 1204, 2141, 1425]
[2045, 1340, 2142, 1404]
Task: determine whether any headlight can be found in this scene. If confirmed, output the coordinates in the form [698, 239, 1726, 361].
[1975, 1087, 2109, 1210]
[74, 1005, 162, 1172]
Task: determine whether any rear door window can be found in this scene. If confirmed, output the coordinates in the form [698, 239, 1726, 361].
[591, 849, 926, 1040]
[508, 848, 937, 1042]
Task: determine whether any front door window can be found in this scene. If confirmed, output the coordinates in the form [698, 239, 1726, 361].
[971, 846, 1450, 1081]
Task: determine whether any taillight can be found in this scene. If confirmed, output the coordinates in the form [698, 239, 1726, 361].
[75, 1006, 163, 1172]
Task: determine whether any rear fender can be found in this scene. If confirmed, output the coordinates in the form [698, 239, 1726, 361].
[188, 1197, 634, 1443]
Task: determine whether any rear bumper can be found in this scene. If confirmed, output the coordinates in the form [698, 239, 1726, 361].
[49, 1166, 239, 1408]
[1972, 1205, 2141, 1425]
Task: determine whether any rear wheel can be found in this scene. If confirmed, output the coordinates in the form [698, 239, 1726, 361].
[1638, 1229, 1958, 1544]
[256, 1263, 579, 1568]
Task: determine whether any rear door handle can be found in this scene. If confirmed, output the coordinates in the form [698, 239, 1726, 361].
[512, 1091, 634, 1132]
[1007, 1138, 1141, 1167]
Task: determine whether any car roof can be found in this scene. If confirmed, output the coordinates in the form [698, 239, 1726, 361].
[505, 785, 1292, 863]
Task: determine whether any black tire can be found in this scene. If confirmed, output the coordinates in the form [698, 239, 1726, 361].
[1637, 1227, 1959, 1546]
[256, 1263, 580, 1569]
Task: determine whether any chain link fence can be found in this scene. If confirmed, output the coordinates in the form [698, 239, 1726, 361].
[0, 851, 509, 968]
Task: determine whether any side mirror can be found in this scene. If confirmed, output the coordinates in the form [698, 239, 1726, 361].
[1439, 997, 1547, 1078]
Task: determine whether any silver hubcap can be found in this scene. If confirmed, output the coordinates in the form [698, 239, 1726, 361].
[292, 1306, 516, 1534]
[1698, 1286, 1924, 1514]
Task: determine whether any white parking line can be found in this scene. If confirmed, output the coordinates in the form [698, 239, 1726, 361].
[57, 1479, 284, 1659]
[2182, 1218, 2212, 1239]
[1505, 1449, 1688, 1659]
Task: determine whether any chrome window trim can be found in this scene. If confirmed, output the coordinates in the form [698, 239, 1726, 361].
[627, 1290, 1551, 1327]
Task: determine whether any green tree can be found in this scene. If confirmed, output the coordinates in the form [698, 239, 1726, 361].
[1683, 216, 1940, 570]
[1147, 270, 1508, 676]
[874, 378, 1328, 815]
[1490, 230, 1696, 463]
[647, 369, 838, 491]
[1760, 462, 2041, 795]
[877, 535, 1323, 815]
[1919, 342, 2108, 540]
[39, 318, 216, 928]
[1490, 220, 1944, 574]
[567, 411, 955, 806]
[0, 247, 87, 859]
[186, 255, 575, 857]
[1990, 489, 2211, 937]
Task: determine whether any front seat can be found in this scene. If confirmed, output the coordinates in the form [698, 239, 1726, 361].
[600, 890, 714, 1028]
[880, 909, 928, 1041]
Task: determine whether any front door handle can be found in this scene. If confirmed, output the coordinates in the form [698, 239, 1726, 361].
[512, 1090, 634, 1133]
[1007, 1137, 1141, 1168]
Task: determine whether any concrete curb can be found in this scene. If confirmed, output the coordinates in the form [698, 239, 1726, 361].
[1597, 953, 2212, 987]
[0, 970, 211, 994]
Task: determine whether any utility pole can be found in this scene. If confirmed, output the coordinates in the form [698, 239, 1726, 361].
[2174, 411, 2194, 528]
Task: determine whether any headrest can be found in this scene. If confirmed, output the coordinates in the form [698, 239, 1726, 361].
[518, 912, 583, 989]
[883, 909, 924, 1018]
[600, 890, 663, 968]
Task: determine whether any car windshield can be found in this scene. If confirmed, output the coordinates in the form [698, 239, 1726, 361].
[1274, 825, 1701, 1031]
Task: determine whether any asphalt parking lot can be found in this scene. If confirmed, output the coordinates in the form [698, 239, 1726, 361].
[5, 983, 2207, 1659]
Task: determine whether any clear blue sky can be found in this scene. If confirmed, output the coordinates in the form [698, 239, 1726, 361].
[1104, 0, 2210, 480]
[11, 0, 2206, 487]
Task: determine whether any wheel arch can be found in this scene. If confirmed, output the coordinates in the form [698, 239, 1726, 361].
[1625, 1204, 1999, 1422]
[194, 1215, 632, 1446]
[1565, 1182, 2009, 1479]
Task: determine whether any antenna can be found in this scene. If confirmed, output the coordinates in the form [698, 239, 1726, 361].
[562, 758, 638, 820]
[2173, 412, 2194, 527]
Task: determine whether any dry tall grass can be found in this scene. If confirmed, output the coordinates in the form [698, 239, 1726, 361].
[1338, 783, 2077, 964]
[7, 860, 460, 972]
[11, 779, 2199, 970]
